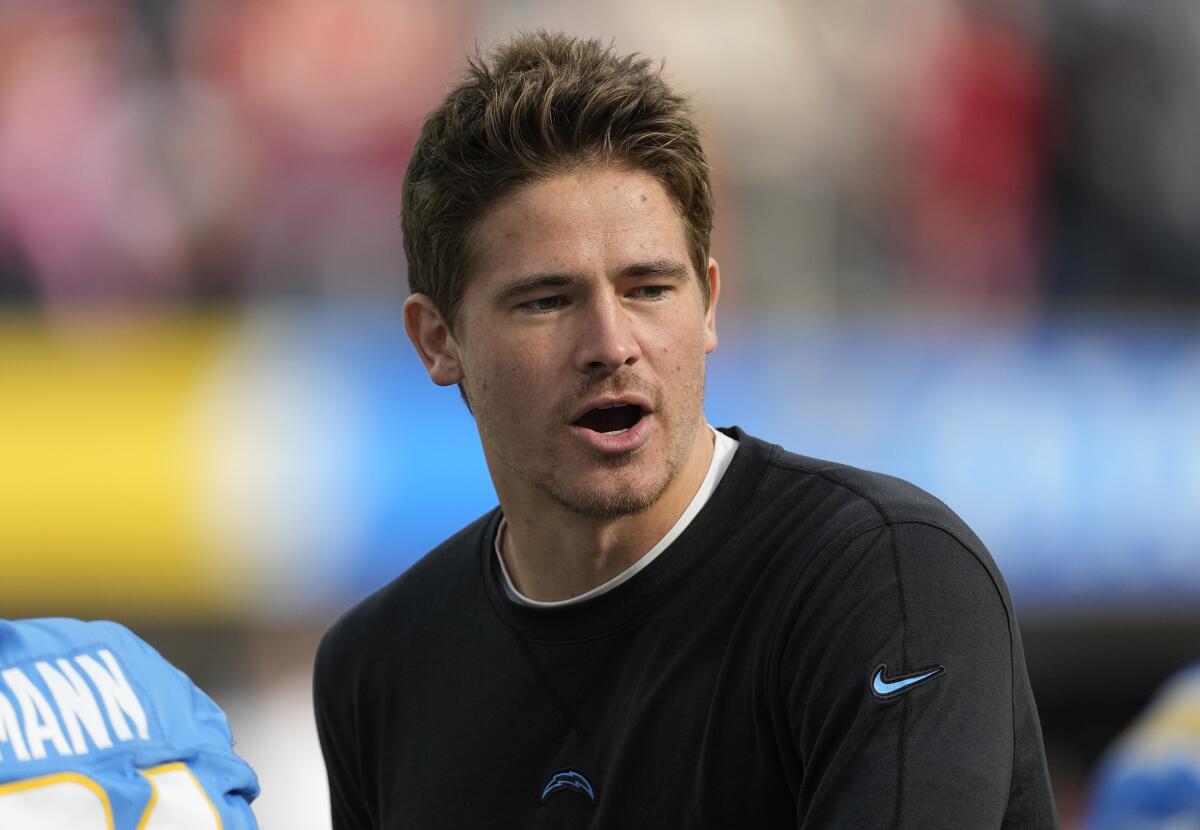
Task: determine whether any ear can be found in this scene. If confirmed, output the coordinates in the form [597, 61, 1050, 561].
[403, 293, 464, 386]
[703, 257, 720, 354]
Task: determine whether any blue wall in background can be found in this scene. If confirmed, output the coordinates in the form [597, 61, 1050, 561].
[276, 311, 1198, 612]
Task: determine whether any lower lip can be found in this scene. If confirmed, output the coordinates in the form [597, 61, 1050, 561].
[569, 413, 653, 456]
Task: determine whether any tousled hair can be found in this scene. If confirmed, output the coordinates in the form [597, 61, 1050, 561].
[401, 30, 714, 329]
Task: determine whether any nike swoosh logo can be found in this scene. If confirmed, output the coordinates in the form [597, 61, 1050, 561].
[871, 664, 945, 699]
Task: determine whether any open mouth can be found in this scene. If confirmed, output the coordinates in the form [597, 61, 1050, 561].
[572, 404, 646, 436]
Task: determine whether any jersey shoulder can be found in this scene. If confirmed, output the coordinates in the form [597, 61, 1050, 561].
[1086, 662, 1200, 828]
[0, 618, 259, 828]
[2, 618, 236, 752]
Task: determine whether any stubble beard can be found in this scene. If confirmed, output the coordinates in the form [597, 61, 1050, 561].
[541, 441, 683, 519]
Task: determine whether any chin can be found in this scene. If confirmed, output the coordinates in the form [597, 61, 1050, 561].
[544, 473, 672, 520]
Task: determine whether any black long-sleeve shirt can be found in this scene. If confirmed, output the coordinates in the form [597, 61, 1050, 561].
[314, 428, 1058, 828]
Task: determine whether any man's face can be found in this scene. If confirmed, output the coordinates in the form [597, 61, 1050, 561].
[418, 165, 718, 519]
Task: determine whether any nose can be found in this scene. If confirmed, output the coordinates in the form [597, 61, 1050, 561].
[573, 293, 641, 375]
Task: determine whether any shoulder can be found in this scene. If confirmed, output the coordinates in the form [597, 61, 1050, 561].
[736, 434, 1020, 666]
[314, 509, 498, 689]
[731, 429, 986, 543]
[0, 618, 256, 781]
[729, 430, 1009, 617]
[1, 617, 166, 671]
[763, 435, 976, 536]
[1087, 662, 1200, 826]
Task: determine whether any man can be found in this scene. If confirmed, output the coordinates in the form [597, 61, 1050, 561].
[314, 31, 1058, 828]
[0, 617, 259, 828]
[1084, 661, 1200, 829]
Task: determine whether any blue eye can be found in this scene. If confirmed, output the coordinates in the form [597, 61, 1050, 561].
[631, 286, 668, 300]
[521, 296, 564, 312]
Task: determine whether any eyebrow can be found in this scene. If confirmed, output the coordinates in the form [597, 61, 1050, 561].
[618, 258, 691, 280]
[493, 259, 692, 305]
[493, 274, 575, 305]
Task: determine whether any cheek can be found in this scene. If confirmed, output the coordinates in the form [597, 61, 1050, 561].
[473, 351, 546, 406]
[653, 324, 705, 375]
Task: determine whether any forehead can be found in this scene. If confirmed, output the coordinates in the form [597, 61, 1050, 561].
[467, 166, 692, 284]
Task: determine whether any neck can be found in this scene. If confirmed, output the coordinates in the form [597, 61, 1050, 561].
[498, 425, 715, 602]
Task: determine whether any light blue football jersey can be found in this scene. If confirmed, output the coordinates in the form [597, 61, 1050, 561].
[0, 618, 259, 829]
[1086, 661, 1200, 830]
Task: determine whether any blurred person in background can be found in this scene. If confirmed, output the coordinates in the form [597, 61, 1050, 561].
[312, 31, 1058, 828]
[1083, 661, 1200, 830]
[0, 617, 259, 828]
[900, 2, 1049, 310]
[1042, 0, 1200, 307]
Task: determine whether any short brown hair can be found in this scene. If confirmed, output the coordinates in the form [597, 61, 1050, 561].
[402, 31, 714, 329]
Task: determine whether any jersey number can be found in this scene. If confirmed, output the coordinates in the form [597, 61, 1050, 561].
[0, 763, 221, 829]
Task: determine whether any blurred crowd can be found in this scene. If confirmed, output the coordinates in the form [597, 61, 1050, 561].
[0, 0, 464, 314]
[1, 0, 1198, 321]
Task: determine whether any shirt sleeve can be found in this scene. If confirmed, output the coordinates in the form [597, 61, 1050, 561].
[313, 627, 376, 830]
[777, 521, 1051, 829]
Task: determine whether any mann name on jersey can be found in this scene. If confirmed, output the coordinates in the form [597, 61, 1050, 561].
[0, 646, 150, 764]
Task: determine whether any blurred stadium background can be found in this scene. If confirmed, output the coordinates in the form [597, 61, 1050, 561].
[2, 0, 1198, 826]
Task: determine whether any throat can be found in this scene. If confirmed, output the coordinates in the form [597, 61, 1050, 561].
[499, 515, 654, 603]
